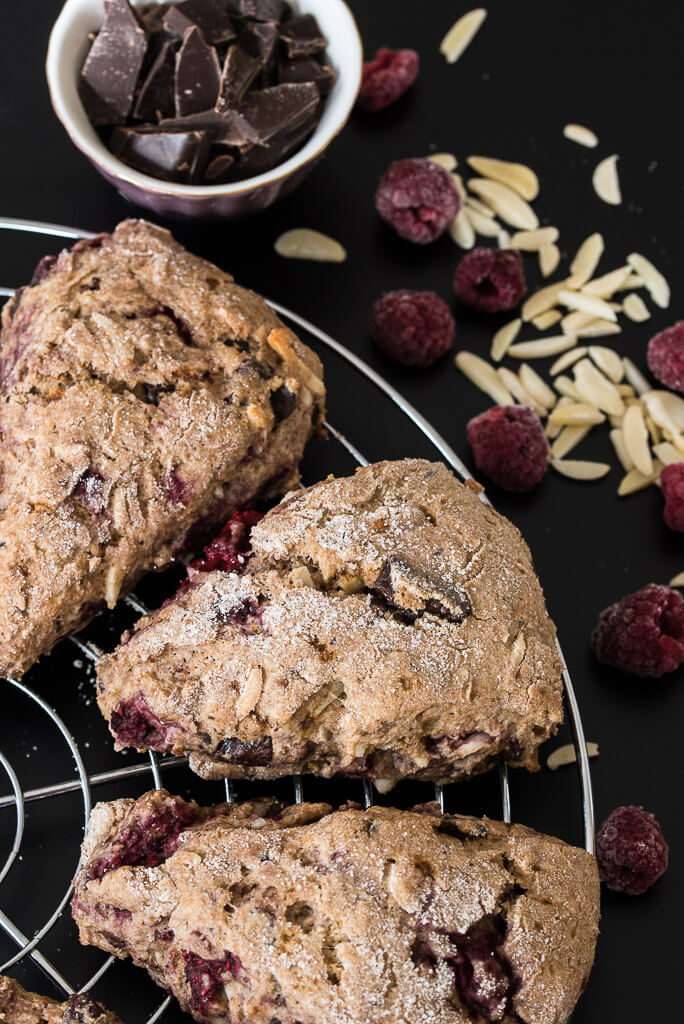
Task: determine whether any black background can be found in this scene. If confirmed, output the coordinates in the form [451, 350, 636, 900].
[1, 1, 682, 1021]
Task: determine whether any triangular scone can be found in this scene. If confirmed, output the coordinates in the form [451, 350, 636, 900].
[0, 219, 324, 677]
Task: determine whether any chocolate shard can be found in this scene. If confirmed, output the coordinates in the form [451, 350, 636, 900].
[373, 557, 471, 625]
[236, 0, 288, 22]
[174, 25, 221, 117]
[278, 57, 336, 95]
[138, 2, 167, 33]
[238, 20, 279, 68]
[133, 36, 178, 121]
[218, 107, 317, 182]
[279, 14, 326, 58]
[161, 107, 260, 147]
[216, 44, 261, 111]
[79, 0, 148, 125]
[163, 0, 237, 45]
[239, 82, 319, 144]
[110, 126, 211, 183]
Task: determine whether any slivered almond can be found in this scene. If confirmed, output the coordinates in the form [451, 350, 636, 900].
[618, 465, 661, 496]
[626, 253, 670, 308]
[551, 425, 591, 459]
[449, 210, 476, 249]
[455, 351, 514, 405]
[468, 178, 539, 230]
[539, 243, 560, 278]
[552, 458, 610, 480]
[105, 566, 124, 609]
[621, 274, 645, 290]
[576, 319, 622, 339]
[617, 384, 636, 397]
[643, 390, 684, 433]
[465, 207, 501, 237]
[507, 334, 576, 359]
[550, 347, 588, 375]
[558, 289, 616, 322]
[610, 428, 633, 471]
[653, 441, 682, 465]
[465, 196, 496, 217]
[546, 397, 572, 438]
[491, 318, 522, 361]
[573, 358, 624, 416]
[274, 228, 346, 262]
[623, 293, 651, 322]
[498, 229, 512, 248]
[467, 156, 539, 201]
[429, 152, 458, 170]
[532, 310, 563, 331]
[562, 310, 595, 335]
[510, 227, 559, 251]
[547, 741, 599, 770]
[519, 363, 556, 408]
[593, 155, 621, 205]
[496, 367, 545, 414]
[622, 403, 653, 476]
[563, 124, 598, 148]
[670, 571, 684, 588]
[451, 173, 467, 199]
[622, 357, 650, 396]
[440, 9, 487, 63]
[522, 279, 576, 321]
[554, 376, 581, 401]
[582, 265, 631, 298]
[549, 402, 605, 426]
[570, 233, 605, 285]
[588, 346, 624, 383]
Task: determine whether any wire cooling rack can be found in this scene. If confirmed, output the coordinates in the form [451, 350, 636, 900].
[0, 217, 594, 1022]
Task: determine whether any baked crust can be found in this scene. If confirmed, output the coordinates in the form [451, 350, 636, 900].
[72, 790, 600, 1024]
[0, 976, 120, 1024]
[97, 459, 563, 790]
[0, 219, 324, 678]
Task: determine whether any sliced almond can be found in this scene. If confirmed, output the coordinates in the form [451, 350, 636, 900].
[491, 318, 522, 362]
[623, 293, 651, 322]
[507, 334, 577, 359]
[626, 253, 670, 308]
[610, 428, 633, 471]
[642, 390, 684, 433]
[455, 351, 514, 405]
[449, 210, 476, 249]
[440, 8, 488, 63]
[618, 464, 661, 496]
[563, 124, 599, 148]
[552, 458, 611, 480]
[622, 403, 653, 476]
[451, 172, 467, 200]
[274, 228, 346, 262]
[670, 571, 684, 588]
[582, 265, 632, 298]
[519, 363, 556, 408]
[653, 441, 682, 466]
[558, 288, 616, 322]
[575, 319, 622, 339]
[428, 152, 458, 171]
[539, 243, 560, 278]
[465, 207, 501, 237]
[547, 740, 599, 771]
[593, 154, 621, 205]
[620, 273, 646, 290]
[549, 402, 605, 426]
[496, 367, 545, 415]
[510, 227, 558, 251]
[465, 195, 496, 217]
[546, 397, 571, 438]
[551, 424, 591, 459]
[573, 358, 624, 416]
[532, 310, 563, 331]
[622, 357, 651, 396]
[617, 384, 636, 397]
[550, 346, 588, 375]
[522, 279, 576, 321]
[562, 310, 595, 335]
[570, 233, 605, 285]
[105, 566, 124, 609]
[467, 156, 539, 201]
[554, 376, 582, 401]
[498, 229, 512, 248]
[468, 178, 539, 230]
[588, 346, 624, 384]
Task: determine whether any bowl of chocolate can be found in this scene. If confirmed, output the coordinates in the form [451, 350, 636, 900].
[47, 0, 362, 218]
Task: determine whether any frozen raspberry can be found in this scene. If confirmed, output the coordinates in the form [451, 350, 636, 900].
[187, 509, 263, 578]
[467, 406, 549, 491]
[596, 806, 668, 895]
[661, 462, 684, 531]
[182, 951, 244, 1015]
[375, 158, 461, 244]
[357, 48, 419, 112]
[370, 290, 455, 367]
[454, 248, 527, 313]
[647, 321, 684, 394]
[592, 583, 684, 677]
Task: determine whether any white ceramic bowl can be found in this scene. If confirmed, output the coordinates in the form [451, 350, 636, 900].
[47, 0, 362, 219]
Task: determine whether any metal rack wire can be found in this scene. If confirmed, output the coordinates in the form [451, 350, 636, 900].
[0, 217, 595, 1022]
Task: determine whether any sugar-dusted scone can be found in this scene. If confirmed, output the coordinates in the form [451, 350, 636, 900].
[0, 976, 121, 1024]
[97, 459, 563, 791]
[72, 790, 600, 1024]
[0, 219, 324, 678]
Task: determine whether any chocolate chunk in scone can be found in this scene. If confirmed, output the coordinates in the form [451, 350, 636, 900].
[0, 976, 122, 1024]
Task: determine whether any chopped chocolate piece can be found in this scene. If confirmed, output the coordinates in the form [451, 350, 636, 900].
[163, 0, 237, 45]
[216, 44, 261, 110]
[174, 26, 221, 117]
[373, 557, 471, 624]
[240, 82, 319, 143]
[138, 3, 167, 33]
[236, 0, 288, 22]
[79, 0, 148, 125]
[220, 107, 316, 180]
[215, 735, 273, 765]
[110, 126, 211, 182]
[161, 107, 260, 146]
[205, 152, 235, 181]
[133, 37, 178, 121]
[279, 14, 326, 59]
[278, 57, 335, 95]
[239, 21, 279, 68]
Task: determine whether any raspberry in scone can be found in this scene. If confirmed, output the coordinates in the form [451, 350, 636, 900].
[0, 219, 324, 678]
[72, 790, 599, 1024]
[0, 975, 121, 1024]
[97, 459, 563, 792]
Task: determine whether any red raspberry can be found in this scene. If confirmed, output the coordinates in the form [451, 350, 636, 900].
[661, 462, 684, 531]
[187, 509, 263, 578]
[375, 158, 461, 244]
[596, 806, 668, 895]
[370, 290, 455, 368]
[592, 583, 684, 677]
[647, 321, 684, 394]
[357, 48, 419, 112]
[454, 248, 527, 313]
[466, 406, 549, 491]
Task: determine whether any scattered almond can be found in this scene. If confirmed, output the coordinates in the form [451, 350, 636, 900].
[554, 376, 582, 401]
[550, 424, 591, 459]
[539, 243, 560, 278]
[428, 152, 458, 170]
[496, 367, 545, 414]
[275, 228, 346, 262]
[653, 441, 682, 466]
[510, 227, 559, 251]
[549, 402, 605, 426]
[558, 289, 617, 322]
[467, 156, 539, 201]
[593, 154, 621, 205]
[626, 253, 670, 308]
[669, 571, 684, 588]
[550, 347, 589, 375]
[440, 9, 488, 63]
[588, 346, 624, 383]
[622, 357, 650, 396]
[623, 293, 651, 322]
[570, 233, 605, 285]
[574, 358, 624, 416]
[610, 428, 633, 471]
[519, 363, 556, 408]
[552, 458, 611, 480]
[622, 403, 653, 476]
[582, 265, 632, 298]
[532, 310, 563, 331]
[466, 207, 501, 237]
[449, 210, 476, 249]
[491, 318, 522, 362]
[563, 124, 599, 148]
[575, 319, 622, 339]
[547, 740, 599, 770]
[507, 335, 577, 359]
[618, 464, 662, 496]
[455, 351, 514, 405]
[468, 178, 539, 230]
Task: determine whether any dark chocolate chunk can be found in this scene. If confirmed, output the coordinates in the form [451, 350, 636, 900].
[216, 44, 261, 110]
[373, 557, 471, 625]
[138, 3, 167, 33]
[133, 37, 178, 121]
[215, 735, 273, 766]
[239, 20, 279, 68]
[174, 25, 221, 117]
[240, 82, 319, 143]
[278, 57, 335, 95]
[219, 106, 317, 181]
[161, 107, 260, 147]
[110, 126, 211, 182]
[270, 383, 296, 420]
[79, 0, 148, 125]
[279, 14, 326, 58]
[236, 0, 287, 22]
[163, 0, 237, 45]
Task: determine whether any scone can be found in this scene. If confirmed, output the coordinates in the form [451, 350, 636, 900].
[97, 459, 563, 791]
[0, 219, 324, 678]
[0, 976, 121, 1024]
[72, 790, 600, 1024]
